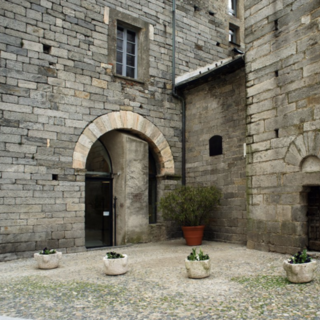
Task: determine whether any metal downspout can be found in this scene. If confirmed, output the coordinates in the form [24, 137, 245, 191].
[172, 0, 186, 186]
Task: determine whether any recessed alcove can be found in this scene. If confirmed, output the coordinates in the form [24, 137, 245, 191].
[301, 156, 320, 173]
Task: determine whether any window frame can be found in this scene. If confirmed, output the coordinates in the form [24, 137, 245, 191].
[108, 8, 150, 83]
[229, 27, 236, 43]
[228, 0, 237, 16]
[229, 24, 239, 45]
[116, 25, 138, 79]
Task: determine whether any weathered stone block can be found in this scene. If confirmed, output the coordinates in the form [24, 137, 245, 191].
[249, 205, 277, 221]
[59, 239, 75, 247]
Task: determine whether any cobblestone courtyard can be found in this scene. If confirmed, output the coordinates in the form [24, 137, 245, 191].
[0, 239, 320, 320]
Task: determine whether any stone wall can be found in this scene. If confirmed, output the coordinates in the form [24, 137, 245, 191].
[182, 66, 247, 244]
[245, 0, 320, 253]
[0, 0, 239, 260]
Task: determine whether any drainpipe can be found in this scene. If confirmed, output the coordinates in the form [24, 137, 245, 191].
[172, 0, 186, 186]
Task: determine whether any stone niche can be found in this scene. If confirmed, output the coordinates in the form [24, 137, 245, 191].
[301, 156, 320, 173]
[101, 131, 149, 245]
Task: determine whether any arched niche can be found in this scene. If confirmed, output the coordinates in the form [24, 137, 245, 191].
[301, 156, 320, 173]
[285, 131, 320, 168]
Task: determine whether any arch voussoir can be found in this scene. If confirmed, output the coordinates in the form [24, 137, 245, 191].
[285, 132, 320, 168]
[73, 111, 175, 175]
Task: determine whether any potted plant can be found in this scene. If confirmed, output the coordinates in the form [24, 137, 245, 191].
[103, 251, 128, 275]
[283, 249, 317, 283]
[34, 248, 62, 269]
[158, 185, 221, 245]
[185, 248, 211, 279]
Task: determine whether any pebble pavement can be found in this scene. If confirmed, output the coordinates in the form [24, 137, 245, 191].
[0, 239, 320, 320]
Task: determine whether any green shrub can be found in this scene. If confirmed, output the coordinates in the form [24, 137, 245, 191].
[158, 185, 221, 226]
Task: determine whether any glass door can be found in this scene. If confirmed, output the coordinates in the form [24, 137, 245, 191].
[85, 178, 113, 248]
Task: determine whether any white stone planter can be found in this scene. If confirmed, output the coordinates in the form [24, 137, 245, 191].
[103, 254, 128, 275]
[185, 258, 211, 279]
[34, 252, 62, 269]
[283, 260, 317, 283]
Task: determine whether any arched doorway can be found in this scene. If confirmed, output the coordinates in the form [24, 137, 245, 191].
[85, 139, 113, 248]
[73, 111, 176, 246]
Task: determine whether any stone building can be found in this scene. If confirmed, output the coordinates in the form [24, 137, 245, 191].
[175, 55, 247, 245]
[245, 0, 320, 253]
[1, 0, 320, 261]
[178, 0, 320, 254]
[0, 0, 245, 260]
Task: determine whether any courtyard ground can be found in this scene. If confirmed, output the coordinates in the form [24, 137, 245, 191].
[0, 239, 320, 320]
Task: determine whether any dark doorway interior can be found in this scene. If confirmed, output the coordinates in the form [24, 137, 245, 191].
[85, 138, 113, 248]
[85, 178, 113, 248]
[307, 186, 320, 251]
[149, 150, 157, 224]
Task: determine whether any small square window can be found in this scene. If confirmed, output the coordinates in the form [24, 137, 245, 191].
[43, 44, 51, 54]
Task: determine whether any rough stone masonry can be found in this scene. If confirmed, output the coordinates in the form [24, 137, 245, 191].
[2, 0, 319, 261]
[0, 0, 242, 261]
[245, 0, 320, 254]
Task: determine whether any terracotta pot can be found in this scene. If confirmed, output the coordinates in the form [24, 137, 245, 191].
[103, 254, 128, 275]
[181, 225, 205, 246]
[283, 259, 317, 283]
[185, 258, 211, 279]
[34, 252, 62, 269]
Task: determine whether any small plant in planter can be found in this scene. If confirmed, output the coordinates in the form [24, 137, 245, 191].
[288, 249, 312, 264]
[187, 248, 209, 261]
[103, 251, 128, 276]
[40, 248, 57, 255]
[185, 248, 211, 279]
[105, 252, 124, 259]
[34, 247, 62, 269]
[283, 249, 317, 283]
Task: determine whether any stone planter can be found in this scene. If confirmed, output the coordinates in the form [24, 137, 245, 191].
[185, 258, 211, 279]
[283, 260, 317, 283]
[103, 254, 128, 275]
[34, 252, 62, 269]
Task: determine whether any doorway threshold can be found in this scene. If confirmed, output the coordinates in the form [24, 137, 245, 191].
[86, 244, 135, 251]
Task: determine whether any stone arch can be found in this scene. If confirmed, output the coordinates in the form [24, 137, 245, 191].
[284, 131, 320, 168]
[72, 111, 174, 175]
